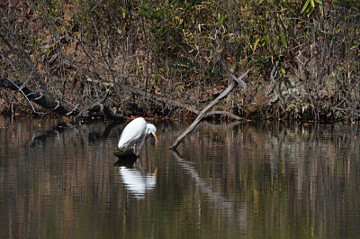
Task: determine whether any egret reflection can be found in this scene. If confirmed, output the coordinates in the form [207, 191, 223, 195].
[119, 166, 157, 199]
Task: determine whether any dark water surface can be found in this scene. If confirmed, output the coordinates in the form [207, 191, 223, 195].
[1, 117, 360, 239]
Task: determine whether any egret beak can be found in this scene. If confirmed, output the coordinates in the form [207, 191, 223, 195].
[153, 167, 158, 176]
[152, 132, 158, 142]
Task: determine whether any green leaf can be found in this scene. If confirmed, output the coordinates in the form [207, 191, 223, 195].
[253, 38, 260, 52]
[264, 36, 270, 45]
[301, 0, 310, 13]
[280, 35, 287, 48]
[310, 0, 315, 8]
[118, 6, 127, 18]
[219, 14, 227, 24]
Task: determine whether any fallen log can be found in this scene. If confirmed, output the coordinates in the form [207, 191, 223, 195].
[0, 74, 247, 122]
[0, 78, 81, 116]
[170, 69, 252, 150]
[0, 78, 126, 121]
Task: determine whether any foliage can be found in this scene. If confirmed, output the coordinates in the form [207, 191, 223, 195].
[0, 0, 359, 121]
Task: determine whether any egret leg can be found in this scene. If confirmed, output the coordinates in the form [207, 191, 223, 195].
[131, 145, 137, 155]
[135, 134, 147, 157]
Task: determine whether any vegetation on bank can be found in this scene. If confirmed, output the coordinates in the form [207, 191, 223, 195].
[0, 0, 359, 121]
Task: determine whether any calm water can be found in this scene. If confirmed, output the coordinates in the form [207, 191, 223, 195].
[1, 117, 360, 239]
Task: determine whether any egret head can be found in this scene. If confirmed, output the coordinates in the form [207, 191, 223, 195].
[146, 123, 158, 142]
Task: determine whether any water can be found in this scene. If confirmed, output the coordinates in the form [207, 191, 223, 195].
[1, 117, 360, 239]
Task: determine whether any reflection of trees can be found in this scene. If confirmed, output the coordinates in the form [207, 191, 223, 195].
[174, 121, 360, 238]
[273, 123, 358, 238]
[25, 121, 123, 148]
[0, 118, 125, 239]
[1, 118, 360, 238]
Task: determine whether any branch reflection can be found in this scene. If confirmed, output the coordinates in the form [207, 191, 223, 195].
[172, 149, 248, 228]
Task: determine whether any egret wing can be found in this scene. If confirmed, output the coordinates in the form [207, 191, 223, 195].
[118, 118, 147, 149]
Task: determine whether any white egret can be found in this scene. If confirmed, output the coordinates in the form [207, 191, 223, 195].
[118, 117, 158, 151]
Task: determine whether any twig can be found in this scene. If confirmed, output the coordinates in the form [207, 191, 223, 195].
[266, 61, 279, 97]
[7, 78, 40, 115]
[87, 2, 115, 82]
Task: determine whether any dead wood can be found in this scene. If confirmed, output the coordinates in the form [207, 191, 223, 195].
[170, 69, 252, 150]
[122, 84, 244, 120]
[0, 77, 127, 121]
[87, 78, 243, 120]
[0, 78, 81, 116]
[1, 74, 246, 122]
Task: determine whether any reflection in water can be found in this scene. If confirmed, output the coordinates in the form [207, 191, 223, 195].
[118, 166, 157, 199]
[172, 149, 248, 229]
[1, 117, 360, 239]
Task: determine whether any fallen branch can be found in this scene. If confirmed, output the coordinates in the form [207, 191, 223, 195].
[125, 84, 243, 120]
[170, 69, 251, 150]
[0, 78, 80, 116]
[87, 78, 243, 120]
[103, 105, 126, 121]
[0, 77, 127, 120]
